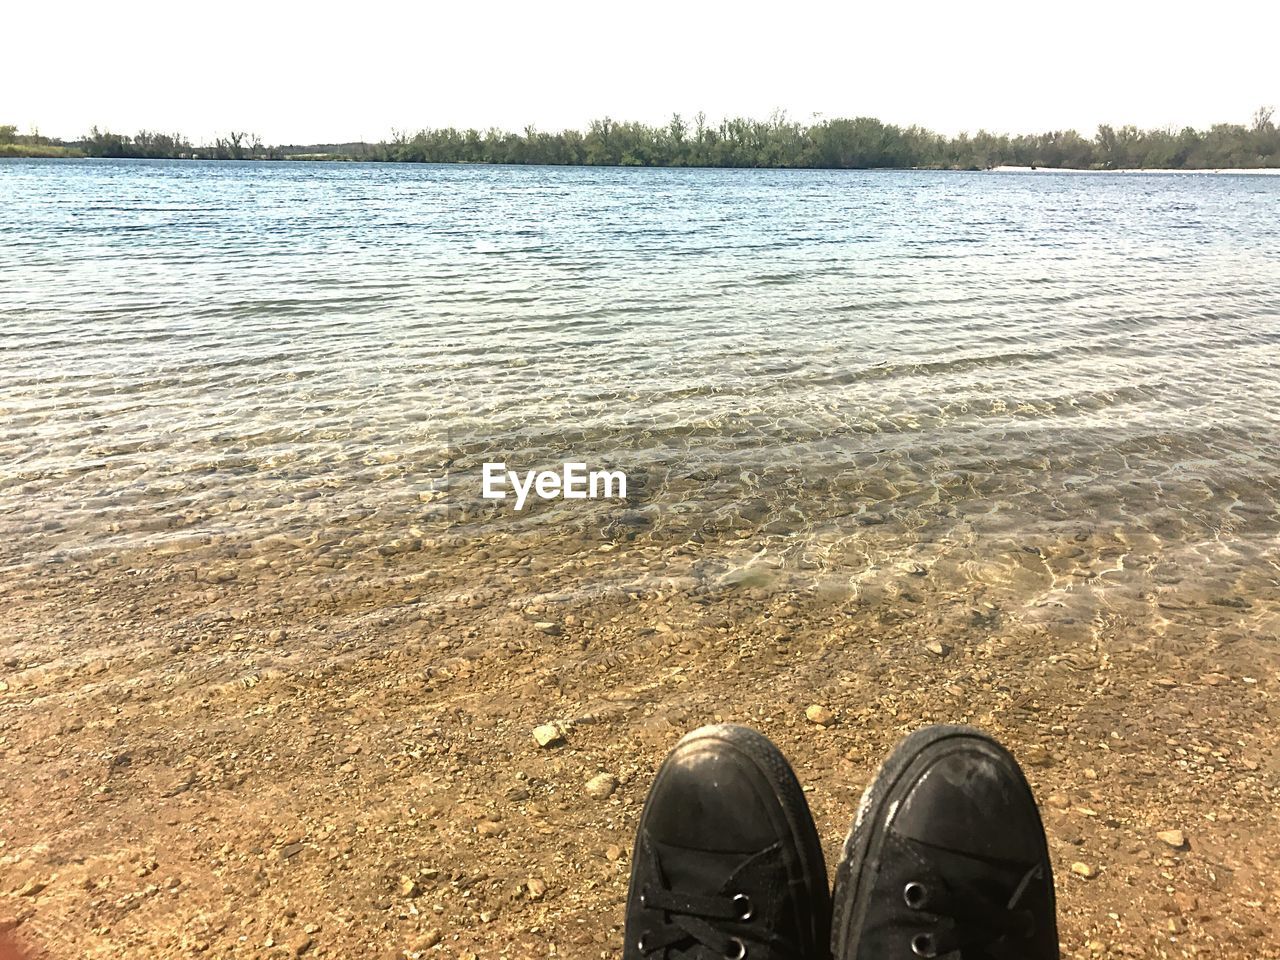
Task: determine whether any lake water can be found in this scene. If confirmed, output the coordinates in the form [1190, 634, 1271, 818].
[3, 159, 1279, 648]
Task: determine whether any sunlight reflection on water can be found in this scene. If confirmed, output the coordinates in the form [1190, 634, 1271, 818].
[2, 159, 1279, 638]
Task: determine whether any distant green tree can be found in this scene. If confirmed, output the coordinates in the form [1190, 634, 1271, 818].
[84, 127, 130, 157]
[1249, 106, 1278, 164]
[37, 107, 1280, 169]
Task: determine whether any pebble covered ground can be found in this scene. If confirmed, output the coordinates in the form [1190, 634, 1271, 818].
[1, 517, 1278, 960]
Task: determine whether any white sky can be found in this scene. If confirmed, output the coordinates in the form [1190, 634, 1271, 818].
[9, 0, 1279, 144]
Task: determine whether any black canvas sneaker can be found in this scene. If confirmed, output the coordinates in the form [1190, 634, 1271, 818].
[831, 725, 1059, 959]
[623, 724, 831, 960]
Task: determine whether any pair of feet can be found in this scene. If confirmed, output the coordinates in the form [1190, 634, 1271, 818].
[623, 724, 1059, 959]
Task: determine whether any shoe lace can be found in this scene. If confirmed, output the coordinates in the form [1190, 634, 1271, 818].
[639, 876, 814, 960]
[635, 884, 754, 958]
[903, 862, 1045, 958]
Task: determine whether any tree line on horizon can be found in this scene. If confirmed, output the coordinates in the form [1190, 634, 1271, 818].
[3, 110, 1279, 169]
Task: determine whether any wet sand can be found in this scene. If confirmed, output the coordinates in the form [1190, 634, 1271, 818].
[2, 508, 1278, 960]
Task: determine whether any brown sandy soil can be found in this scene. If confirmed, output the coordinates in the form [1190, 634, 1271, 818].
[2, 527, 1278, 960]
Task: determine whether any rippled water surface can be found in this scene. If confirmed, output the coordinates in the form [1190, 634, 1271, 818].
[3, 159, 1280, 633]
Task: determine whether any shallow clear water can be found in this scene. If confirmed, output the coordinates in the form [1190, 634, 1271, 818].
[3, 159, 1279, 629]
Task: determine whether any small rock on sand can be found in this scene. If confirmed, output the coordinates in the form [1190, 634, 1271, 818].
[416, 929, 443, 949]
[1070, 862, 1095, 879]
[585, 773, 618, 800]
[805, 704, 837, 727]
[15, 878, 48, 898]
[532, 724, 563, 748]
[1157, 829, 1188, 849]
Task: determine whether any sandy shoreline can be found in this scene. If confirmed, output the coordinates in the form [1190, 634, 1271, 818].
[2, 524, 1278, 959]
[989, 165, 1280, 175]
